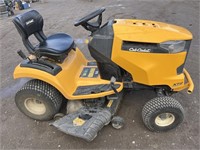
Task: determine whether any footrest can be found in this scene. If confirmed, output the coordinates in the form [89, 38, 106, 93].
[52, 107, 111, 141]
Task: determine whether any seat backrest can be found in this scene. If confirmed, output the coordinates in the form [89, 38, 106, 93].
[13, 10, 43, 39]
[13, 10, 47, 54]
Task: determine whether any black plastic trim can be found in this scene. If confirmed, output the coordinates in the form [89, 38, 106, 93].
[177, 64, 185, 75]
[88, 20, 122, 81]
[87, 61, 97, 66]
[89, 48, 122, 81]
[73, 84, 120, 95]
[122, 40, 192, 54]
[20, 59, 62, 76]
[176, 40, 192, 74]
[122, 41, 168, 53]
[88, 20, 114, 59]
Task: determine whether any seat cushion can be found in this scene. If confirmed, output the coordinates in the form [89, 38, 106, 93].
[36, 33, 74, 56]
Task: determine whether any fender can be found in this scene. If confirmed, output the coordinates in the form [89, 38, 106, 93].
[14, 49, 123, 100]
[14, 49, 87, 100]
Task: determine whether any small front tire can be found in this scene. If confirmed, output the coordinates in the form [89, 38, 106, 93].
[15, 79, 63, 121]
[142, 96, 184, 132]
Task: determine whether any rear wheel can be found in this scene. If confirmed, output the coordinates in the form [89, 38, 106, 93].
[142, 96, 184, 132]
[15, 79, 63, 121]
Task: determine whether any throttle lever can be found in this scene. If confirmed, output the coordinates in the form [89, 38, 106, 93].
[110, 76, 119, 99]
[17, 50, 32, 62]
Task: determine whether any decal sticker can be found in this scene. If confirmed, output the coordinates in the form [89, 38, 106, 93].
[129, 47, 151, 52]
[73, 117, 85, 126]
[121, 41, 170, 53]
[88, 68, 96, 78]
[26, 19, 34, 25]
[107, 100, 113, 108]
[80, 67, 99, 78]
[173, 82, 183, 87]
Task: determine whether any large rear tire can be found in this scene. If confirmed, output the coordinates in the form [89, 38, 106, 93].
[142, 96, 184, 132]
[15, 79, 63, 121]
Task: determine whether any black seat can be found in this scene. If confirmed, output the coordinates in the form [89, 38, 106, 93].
[35, 33, 74, 55]
[12, 10, 74, 63]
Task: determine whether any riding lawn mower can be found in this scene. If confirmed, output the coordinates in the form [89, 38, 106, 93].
[12, 8, 194, 141]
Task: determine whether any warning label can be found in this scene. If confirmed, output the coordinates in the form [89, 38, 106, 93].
[80, 67, 99, 78]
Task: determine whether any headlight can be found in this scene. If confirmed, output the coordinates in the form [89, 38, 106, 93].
[159, 40, 186, 53]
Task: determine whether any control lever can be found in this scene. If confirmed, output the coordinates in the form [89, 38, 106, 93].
[17, 50, 32, 62]
[110, 76, 119, 99]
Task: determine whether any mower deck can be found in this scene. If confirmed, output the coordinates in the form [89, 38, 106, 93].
[52, 92, 123, 141]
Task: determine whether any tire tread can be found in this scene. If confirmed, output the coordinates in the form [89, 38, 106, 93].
[15, 79, 63, 120]
[142, 96, 184, 131]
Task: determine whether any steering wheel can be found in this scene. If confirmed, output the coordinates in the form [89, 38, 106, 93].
[74, 8, 106, 32]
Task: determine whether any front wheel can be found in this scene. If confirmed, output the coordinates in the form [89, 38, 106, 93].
[15, 79, 63, 121]
[142, 96, 184, 132]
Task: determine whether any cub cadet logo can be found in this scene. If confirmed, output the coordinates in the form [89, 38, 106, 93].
[173, 82, 183, 87]
[129, 47, 151, 53]
[26, 19, 34, 25]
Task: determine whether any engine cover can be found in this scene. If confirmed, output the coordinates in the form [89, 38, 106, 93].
[111, 19, 192, 89]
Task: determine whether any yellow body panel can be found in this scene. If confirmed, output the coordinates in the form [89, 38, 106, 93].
[112, 19, 193, 90]
[14, 48, 123, 100]
[113, 19, 192, 43]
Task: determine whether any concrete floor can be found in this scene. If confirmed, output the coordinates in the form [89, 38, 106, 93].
[0, 0, 199, 149]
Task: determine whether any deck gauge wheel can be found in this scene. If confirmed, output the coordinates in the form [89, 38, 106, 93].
[111, 116, 125, 129]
